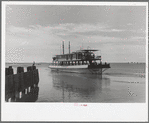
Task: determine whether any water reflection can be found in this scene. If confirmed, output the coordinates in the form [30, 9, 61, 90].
[51, 72, 110, 102]
[102, 77, 111, 88]
[15, 86, 39, 102]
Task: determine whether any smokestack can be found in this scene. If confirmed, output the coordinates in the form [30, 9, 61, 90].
[69, 41, 70, 54]
[63, 41, 64, 54]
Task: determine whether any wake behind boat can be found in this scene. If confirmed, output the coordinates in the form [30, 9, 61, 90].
[49, 41, 110, 74]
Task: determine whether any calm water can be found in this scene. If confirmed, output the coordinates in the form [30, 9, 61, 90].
[6, 63, 146, 103]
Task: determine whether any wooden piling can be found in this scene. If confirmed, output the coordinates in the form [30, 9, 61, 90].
[19, 73, 25, 92]
[5, 65, 39, 102]
[9, 66, 14, 75]
[5, 68, 9, 76]
[13, 74, 20, 99]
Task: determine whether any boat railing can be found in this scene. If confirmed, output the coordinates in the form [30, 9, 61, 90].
[49, 63, 90, 66]
[50, 62, 110, 67]
[50, 58, 110, 66]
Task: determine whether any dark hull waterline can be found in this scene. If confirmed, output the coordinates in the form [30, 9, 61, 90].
[49, 65, 103, 74]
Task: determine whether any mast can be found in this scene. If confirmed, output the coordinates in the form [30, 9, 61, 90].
[69, 41, 70, 54]
[63, 41, 64, 54]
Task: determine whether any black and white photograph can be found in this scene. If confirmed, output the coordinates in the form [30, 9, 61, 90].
[1, 1, 148, 122]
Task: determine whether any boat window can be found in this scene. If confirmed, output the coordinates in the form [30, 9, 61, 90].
[82, 61, 84, 65]
[73, 54, 76, 59]
[70, 55, 73, 60]
[75, 61, 77, 65]
[53, 57, 56, 60]
[66, 55, 68, 60]
[78, 53, 82, 59]
[92, 60, 95, 63]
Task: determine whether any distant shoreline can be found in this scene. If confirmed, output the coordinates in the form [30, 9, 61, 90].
[6, 62, 146, 64]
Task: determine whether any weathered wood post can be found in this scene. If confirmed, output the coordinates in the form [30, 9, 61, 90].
[6, 65, 39, 102]
[27, 66, 33, 92]
[5, 68, 9, 76]
[32, 66, 39, 88]
[18, 67, 25, 98]
[5, 67, 14, 102]
[32, 66, 36, 88]
[9, 66, 14, 75]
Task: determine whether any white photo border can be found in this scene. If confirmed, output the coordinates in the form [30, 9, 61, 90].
[1, 1, 148, 122]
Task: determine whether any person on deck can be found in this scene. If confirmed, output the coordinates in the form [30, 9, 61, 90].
[32, 61, 35, 66]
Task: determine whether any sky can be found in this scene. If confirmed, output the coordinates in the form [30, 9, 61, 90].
[5, 4, 146, 63]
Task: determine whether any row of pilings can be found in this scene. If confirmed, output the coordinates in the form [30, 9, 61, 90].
[5, 66, 39, 102]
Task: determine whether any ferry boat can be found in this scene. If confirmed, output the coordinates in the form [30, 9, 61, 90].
[49, 41, 110, 74]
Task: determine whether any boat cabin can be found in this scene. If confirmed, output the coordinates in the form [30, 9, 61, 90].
[52, 49, 102, 66]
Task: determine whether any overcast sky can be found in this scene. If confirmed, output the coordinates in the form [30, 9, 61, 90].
[5, 5, 146, 63]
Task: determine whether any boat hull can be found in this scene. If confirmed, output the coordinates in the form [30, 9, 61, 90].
[49, 65, 102, 74]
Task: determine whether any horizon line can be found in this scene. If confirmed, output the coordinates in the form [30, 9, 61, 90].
[5, 62, 146, 64]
